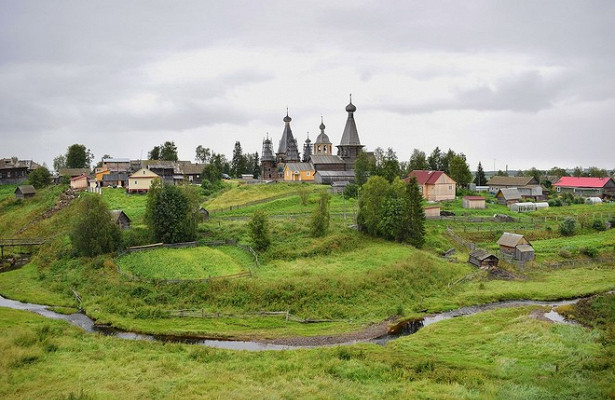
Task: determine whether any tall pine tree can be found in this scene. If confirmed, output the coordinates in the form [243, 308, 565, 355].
[474, 162, 487, 186]
[404, 177, 426, 248]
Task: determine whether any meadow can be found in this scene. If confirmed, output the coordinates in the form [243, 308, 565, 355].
[1, 181, 615, 398]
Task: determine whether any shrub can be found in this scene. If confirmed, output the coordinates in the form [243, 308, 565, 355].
[27, 166, 52, 189]
[559, 217, 576, 236]
[580, 246, 598, 258]
[145, 183, 197, 244]
[248, 210, 271, 251]
[343, 183, 358, 199]
[558, 248, 573, 258]
[70, 195, 122, 257]
[310, 192, 330, 238]
[592, 219, 607, 231]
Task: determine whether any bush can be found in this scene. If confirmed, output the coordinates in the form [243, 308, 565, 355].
[248, 210, 271, 251]
[343, 183, 358, 199]
[70, 195, 122, 257]
[580, 246, 598, 258]
[558, 248, 573, 258]
[310, 192, 330, 238]
[592, 219, 607, 231]
[559, 217, 576, 236]
[27, 167, 52, 189]
[146, 182, 197, 244]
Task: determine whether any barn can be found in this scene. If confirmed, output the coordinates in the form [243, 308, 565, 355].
[14, 185, 36, 199]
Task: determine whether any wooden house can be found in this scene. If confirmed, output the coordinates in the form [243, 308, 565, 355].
[110, 210, 131, 230]
[405, 170, 456, 202]
[70, 174, 89, 190]
[1, 158, 29, 185]
[59, 168, 90, 179]
[14, 185, 36, 199]
[283, 163, 315, 182]
[102, 173, 129, 188]
[495, 188, 521, 205]
[487, 176, 539, 193]
[101, 158, 131, 173]
[497, 232, 534, 260]
[127, 168, 160, 193]
[468, 249, 499, 268]
[553, 177, 615, 199]
[462, 196, 486, 209]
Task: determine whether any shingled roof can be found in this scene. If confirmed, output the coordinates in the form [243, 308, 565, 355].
[339, 98, 362, 146]
[497, 232, 529, 248]
[488, 176, 539, 186]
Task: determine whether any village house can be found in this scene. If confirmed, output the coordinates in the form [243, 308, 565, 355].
[462, 196, 486, 209]
[283, 163, 315, 182]
[70, 174, 89, 190]
[405, 170, 456, 202]
[487, 176, 540, 193]
[101, 158, 131, 173]
[0, 158, 40, 185]
[14, 185, 36, 199]
[468, 249, 499, 268]
[552, 176, 615, 199]
[127, 168, 160, 193]
[110, 210, 131, 230]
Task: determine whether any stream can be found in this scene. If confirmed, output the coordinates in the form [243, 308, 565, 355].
[0, 293, 600, 351]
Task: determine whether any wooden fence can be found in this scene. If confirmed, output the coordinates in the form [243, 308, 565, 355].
[207, 193, 296, 214]
[162, 308, 346, 324]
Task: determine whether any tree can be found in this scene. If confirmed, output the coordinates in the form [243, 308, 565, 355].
[525, 167, 542, 182]
[310, 192, 330, 237]
[547, 167, 568, 178]
[201, 163, 223, 196]
[354, 151, 373, 186]
[70, 195, 121, 257]
[66, 144, 93, 169]
[159, 141, 178, 161]
[148, 146, 161, 160]
[357, 175, 390, 235]
[560, 217, 576, 237]
[145, 183, 196, 243]
[449, 154, 473, 188]
[374, 148, 400, 183]
[195, 145, 211, 163]
[474, 162, 486, 186]
[53, 155, 66, 172]
[409, 149, 428, 171]
[27, 166, 51, 189]
[251, 152, 260, 179]
[572, 166, 584, 177]
[427, 147, 442, 171]
[231, 141, 246, 178]
[440, 149, 456, 175]
[587, 166, 608, 178]
[496, 170, 508, 177]
[248, 210, 271, 251]
[404, 176, 426, 248]
[377, 178, 406, 241]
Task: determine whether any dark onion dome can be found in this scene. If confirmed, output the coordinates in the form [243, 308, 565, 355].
[345, 101, 356, 113]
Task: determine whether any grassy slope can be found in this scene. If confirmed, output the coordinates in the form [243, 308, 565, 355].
[0, 306, 612, 400]
[99, 187, 148, 225]
[0, 184, 17, 202]
[117, 246, 252, 280]
[204, 182, 326, 210]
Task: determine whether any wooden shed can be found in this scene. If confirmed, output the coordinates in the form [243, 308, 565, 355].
[515, 244, 535, 262]
[110, 210, 131, 230]
[497, 232, 531, 257]
[199, 207, 210, 221]
[462, 196, 486, 209]
[70, 174, 89, 190]
[14, 185, 36, 199]
[495, 188, 522, 205]
[424, 205, 441, 218]
[468, 249, 499, 268]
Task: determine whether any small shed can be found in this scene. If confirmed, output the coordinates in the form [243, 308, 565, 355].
[199, 207, 210, 221]
[110, 210, 131, 230]
[15, 185, 36, 199]
[424, 205, 441, 218]
[70, 174, 89, 190]
[515, 244, 535, 262]
[497, 232, 531, 256]
[468, 249, 499, 268]
[509, 202, 537, 212]
[585, 197, 603, 205]
[462, 196, 486, 209]
[496, 188, 522, 205]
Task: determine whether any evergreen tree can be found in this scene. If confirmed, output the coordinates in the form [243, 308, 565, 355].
[70, 195, 121, 257]
[427, 147, 442, 171]
[231, 141, 246, 178]
[474, 162, 487, 186]
[252, 152, 260, 178]
[404, 177, 426, 248]
[375, 148, 400, 183]
[248, 210, 271, 251]
[310, 192, 330, 237]
[377, 178, 406, 241]
[148, 146, 161, 160]
[357, 175, 389, 235]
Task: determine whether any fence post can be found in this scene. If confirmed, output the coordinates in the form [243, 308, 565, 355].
[285, 309, 290, 322]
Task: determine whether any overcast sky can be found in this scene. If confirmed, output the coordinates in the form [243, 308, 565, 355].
[2, 0, 614, 171]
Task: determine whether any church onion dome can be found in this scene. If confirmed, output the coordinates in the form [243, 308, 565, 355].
[315, 116, 331, 144]
[319, 120, 326, 131]
[345, 102, 356, 113]
[283, 114, 292, 123]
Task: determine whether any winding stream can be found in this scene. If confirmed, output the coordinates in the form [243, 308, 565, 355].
[0, 293, 600, 351]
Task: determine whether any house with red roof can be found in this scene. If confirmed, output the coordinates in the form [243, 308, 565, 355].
[552, 177, 615, 199]
[405, 170, 456, 202]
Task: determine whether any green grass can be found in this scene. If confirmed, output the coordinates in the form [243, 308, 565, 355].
[204, 182, 326, 211]
[1, 305, 613, 399]
[117, 246, 252, 280]
[100, 187, 148, 225]
[0, 184, 18, 202]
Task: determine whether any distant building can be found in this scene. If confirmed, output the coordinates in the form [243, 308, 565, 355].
[462, 196, 486, 209]
[127, 168, 160, 193]
[0, 158, 40, 185]
[497, 232, 534, 261]
[424, 205, 441, 218]
[468, 249, 499, 268]
[110, 210, 131, 230]
[405, 170, 456, 202]
[487, 176, 539, 193]
[283, 163, 315, 182]
[553, 177, 615, 199]
[495, 188, 522, 205]
[70, 174, 89, 190]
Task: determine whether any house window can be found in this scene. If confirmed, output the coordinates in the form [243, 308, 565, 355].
[449, 186, 452, 190]
[306, 172, 310, 176]
[135, 180, 137, 184]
